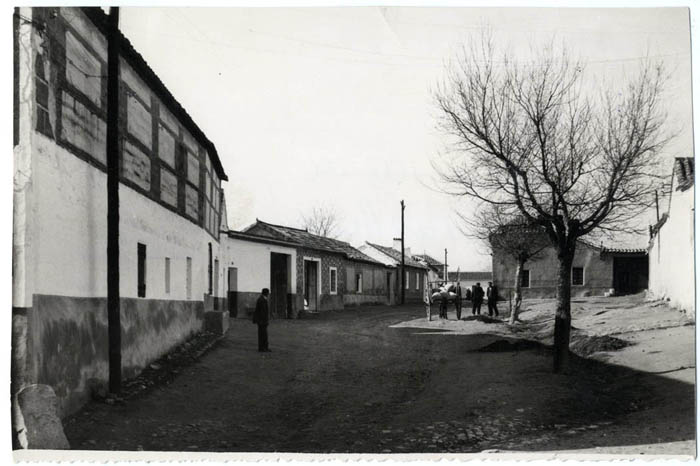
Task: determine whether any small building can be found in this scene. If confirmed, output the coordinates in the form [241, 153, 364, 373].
[358, 240, 429, 304]
[240, 220, 391, 313]
[492, 238, 648, 300]
[413, 253, 445, 284]
[648, 158, 695, 316]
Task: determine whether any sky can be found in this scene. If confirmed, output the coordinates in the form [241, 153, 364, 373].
[118, 6, 693, 271]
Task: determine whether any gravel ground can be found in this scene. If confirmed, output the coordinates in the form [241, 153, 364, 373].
[63, 298, 695, 457]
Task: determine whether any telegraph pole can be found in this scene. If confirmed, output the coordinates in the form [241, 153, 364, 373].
[106, 6, 121, 394]
[400, 200, 405, 305]
[444, 248, 447, 283]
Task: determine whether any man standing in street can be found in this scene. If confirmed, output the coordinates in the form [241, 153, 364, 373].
[487, 281, 499, 317]
[455, 283, 463, 320]
[253, 288, 271, 352]
[472, 282, 484, 315]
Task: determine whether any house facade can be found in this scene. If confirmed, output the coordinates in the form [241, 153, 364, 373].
[648, 158, 695, 316]
[240, 220, 391, 314]
[492, 238, 648, 300]
[358, 241, 429, 304]
[413, 253, 445, 285]
[12, 7, 228, 417]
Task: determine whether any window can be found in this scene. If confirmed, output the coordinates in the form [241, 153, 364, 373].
[415, 272, 420, 290]
[572, 267, 584, 286]
[164, 257, 171, 294]
[405, 271, 409, 290]
[137, 243, 147, 298]
[356, 273, 363, 293]
[521, 269, 530, 288]
[330, 267, 338, 294]
[186, 257, 192, 300]
[208, 243, 212, 295]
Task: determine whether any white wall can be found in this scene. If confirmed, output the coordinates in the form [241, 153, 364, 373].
[649, 188, 695, 315]
[221, 237, 297, 293]
[28, 132, 222, 303]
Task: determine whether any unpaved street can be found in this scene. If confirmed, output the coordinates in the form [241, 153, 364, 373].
[64, 301, 695, 454]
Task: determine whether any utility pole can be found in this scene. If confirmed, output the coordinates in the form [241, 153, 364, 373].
[106, 6, 121, 394]
[444, 248, 447, 283]
[654, 190, 660, 222]
[400, 200, 405, 305]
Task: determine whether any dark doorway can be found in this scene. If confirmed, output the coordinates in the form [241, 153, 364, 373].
[270, 253, 289, 318]
[304, 260, 318, 312]
[386, 272, 392, 302]
[227, 267, 238, 317]
[613, 255, 649, 295]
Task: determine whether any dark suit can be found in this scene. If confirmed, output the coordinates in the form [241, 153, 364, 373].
[471, 285, 484, 315]
[455, 285, 463, 320]
[487, 285, 499, 317]
[253, 294, 270, 351]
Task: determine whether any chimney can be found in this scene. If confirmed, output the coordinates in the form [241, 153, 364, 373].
[393, 238, 402, 252]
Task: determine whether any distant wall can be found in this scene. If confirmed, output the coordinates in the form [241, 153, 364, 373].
[649, 188, 695, 316]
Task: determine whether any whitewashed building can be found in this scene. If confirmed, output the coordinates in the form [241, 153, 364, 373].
[648, 158, 695, 316]
[12, 7, 229, 418]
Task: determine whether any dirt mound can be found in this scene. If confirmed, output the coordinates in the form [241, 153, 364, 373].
[464, 315, 502, 324]
[478, 339, 543, 352]
[570, 335, 633, 356]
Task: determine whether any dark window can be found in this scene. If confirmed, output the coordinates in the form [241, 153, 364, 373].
[208, 242, 213, 295]
[521, 270, 530, 288]
[572, 267, 584, 286]
[137, 243, 147, 297]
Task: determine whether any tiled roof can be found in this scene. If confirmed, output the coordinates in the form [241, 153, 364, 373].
[447, 271, 492, 281]
[365, 242, 428, 269]
[674, 157, 694, 192]
[81, 7, 227, 181]
[413, 254, 444, 267]
[242, 220, 383, 265]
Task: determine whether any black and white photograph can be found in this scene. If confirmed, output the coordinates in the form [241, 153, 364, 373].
[9, 1, 697, 461]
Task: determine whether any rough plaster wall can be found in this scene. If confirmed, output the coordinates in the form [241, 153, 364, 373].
[492, 242, 613, 298]
[649, 188, 695, 315]
[220, 237, 297, 293]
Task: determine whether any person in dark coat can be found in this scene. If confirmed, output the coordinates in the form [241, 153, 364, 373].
[487, 282, 499, 317]
[253, 288, 271, 352]
[471, 282, 484, 315]
[455, 283, 463, 320]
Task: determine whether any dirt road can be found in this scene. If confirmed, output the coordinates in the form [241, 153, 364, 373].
[63, 302, 695, 455]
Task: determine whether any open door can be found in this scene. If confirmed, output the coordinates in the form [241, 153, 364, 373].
[270, 253, 289, 318]
[304, 260, 318, 311]
[227, 267, 238, 317]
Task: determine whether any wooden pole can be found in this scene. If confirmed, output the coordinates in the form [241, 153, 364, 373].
[107, 6, 121, 394]
[400, 200, 405, 305]
[655, 190, 660, 222]
[444, 248, 447, 283]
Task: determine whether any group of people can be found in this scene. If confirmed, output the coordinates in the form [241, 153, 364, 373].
[437, 281, 499, 320]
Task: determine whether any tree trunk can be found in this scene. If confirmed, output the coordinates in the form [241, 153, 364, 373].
[509, 258, 524, 324]
[553, 250, 574, 373]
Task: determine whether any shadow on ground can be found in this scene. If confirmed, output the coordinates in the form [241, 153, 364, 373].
[63, 304, 694, 454]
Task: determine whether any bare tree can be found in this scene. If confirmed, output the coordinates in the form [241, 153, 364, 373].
[300, 206, 341, 238]
[460, 205, 548, 324]
[435, 35, 671, 372]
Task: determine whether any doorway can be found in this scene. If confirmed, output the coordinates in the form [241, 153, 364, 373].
[304, 260, 319, 312]
[227, 267, 238, 317]
[270, 253, 289, 319]
[613, 256, 649, 295]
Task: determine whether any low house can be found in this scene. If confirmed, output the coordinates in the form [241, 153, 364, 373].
[492, 238, 648, 300]
[648, 158, 695, 316]
[358, 240, 429, 304]
[240, 220, 390, 314]
[413, 253, 445, 284]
